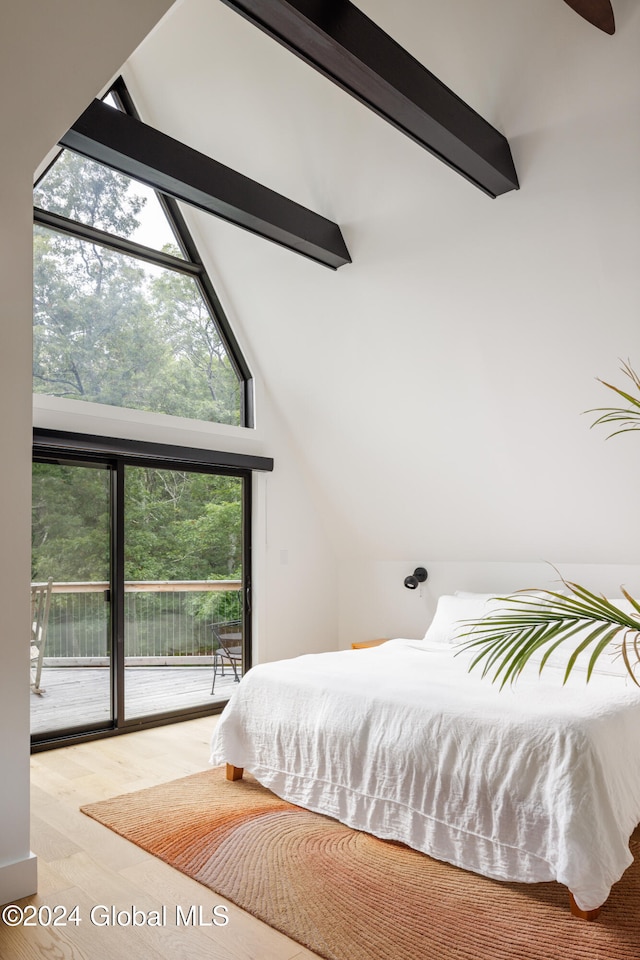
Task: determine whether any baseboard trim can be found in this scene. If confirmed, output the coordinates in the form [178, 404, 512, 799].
[0, 853, 37, 906]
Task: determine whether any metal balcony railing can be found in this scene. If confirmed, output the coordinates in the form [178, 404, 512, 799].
[33, 580, 242, 664]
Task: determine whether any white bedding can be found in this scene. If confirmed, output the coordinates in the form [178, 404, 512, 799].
[209, 637, 640, 912]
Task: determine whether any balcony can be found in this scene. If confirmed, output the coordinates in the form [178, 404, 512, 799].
[30, 580, 243, 736]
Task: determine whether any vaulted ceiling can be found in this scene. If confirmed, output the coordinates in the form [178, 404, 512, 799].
[121, 0, 640, 564]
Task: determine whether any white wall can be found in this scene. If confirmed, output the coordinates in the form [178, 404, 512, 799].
[0, 132, 35, 905]
[122, 0, 640, 646]
[0, 0, 175, 906]
[338, 559, 640, 647]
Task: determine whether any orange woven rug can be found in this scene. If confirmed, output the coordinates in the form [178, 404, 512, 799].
[81, 766, 640, 960]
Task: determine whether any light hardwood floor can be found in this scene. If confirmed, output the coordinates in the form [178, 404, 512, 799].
[2, 717, 320, 960]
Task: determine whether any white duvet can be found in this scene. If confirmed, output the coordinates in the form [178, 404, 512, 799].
[210, 638, 640, 911]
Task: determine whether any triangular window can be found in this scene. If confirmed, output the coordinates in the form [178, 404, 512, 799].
[35, 151, 185, 256]
[33, 79, 252, 427]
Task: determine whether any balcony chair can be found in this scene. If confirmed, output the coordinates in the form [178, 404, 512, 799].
[30, 578, 53, 695]
[211, 620, 242, 694]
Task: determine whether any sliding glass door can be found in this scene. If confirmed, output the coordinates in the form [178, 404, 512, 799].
[31, 459, 113, 738]
[123, 466, 246, 720]
[31, 446, 251, 746]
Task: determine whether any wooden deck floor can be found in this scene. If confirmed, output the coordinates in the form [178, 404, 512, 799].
[30, 665, 239, 736]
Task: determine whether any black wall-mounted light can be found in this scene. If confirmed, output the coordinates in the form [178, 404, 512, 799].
[404, 567, 428, 590]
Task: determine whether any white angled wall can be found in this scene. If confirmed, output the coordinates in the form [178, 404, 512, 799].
[123, 0, 640, 647]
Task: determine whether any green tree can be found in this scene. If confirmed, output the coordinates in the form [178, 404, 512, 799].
[149, 267, 241, 424]
[32, 149, 246, 651]
[33, 226, 170, 404]
[32, 150, 246, 637]
[32, 462, 110, 582]
[34, 149, 145, 235]
[33, 150, 241, 424]
[123, 467, 242, 582]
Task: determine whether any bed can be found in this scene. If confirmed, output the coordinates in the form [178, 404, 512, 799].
[209, 594, 640, 919]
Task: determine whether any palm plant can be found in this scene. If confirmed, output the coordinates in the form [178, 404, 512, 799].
[589, 359, 640, 437]
[458, 361, 640, 685]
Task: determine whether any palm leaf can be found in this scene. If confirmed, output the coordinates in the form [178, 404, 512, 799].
[587, 359, 640, 437]
[456, 576, 640, 687]
[458, 361, 640, 687]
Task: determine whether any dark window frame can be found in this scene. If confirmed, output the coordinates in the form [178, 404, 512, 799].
[33, 75, 255, 428]
[31, 428, 270, 752]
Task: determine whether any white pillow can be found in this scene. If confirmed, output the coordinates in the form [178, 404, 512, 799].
[527, 636, 631, 677]
[427, 592, 637, 678]
[528, 597, 638, 678]
[424, 591, 640, 677]
[454, 591, 501, 599]
[423, 594, 509, 644]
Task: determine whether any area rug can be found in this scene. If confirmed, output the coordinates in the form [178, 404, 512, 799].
[81, 766, 640, 960]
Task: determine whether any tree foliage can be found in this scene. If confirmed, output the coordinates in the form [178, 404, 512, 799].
[33, 150, 241, 425]
[32, 463, 243, 584]
[32, 462, 111, 582]
[124, 468, 243, 582]
[32, 460, 244, 655]
[32, 152, 245, 611]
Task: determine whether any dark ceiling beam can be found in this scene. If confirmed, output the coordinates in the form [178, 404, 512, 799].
[220, 0, 519, 199]
[60, 98, 351, 270]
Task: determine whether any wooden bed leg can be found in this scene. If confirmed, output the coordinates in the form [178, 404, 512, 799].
[568, 892, 601, 921]
[225, 763, 244, 781]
